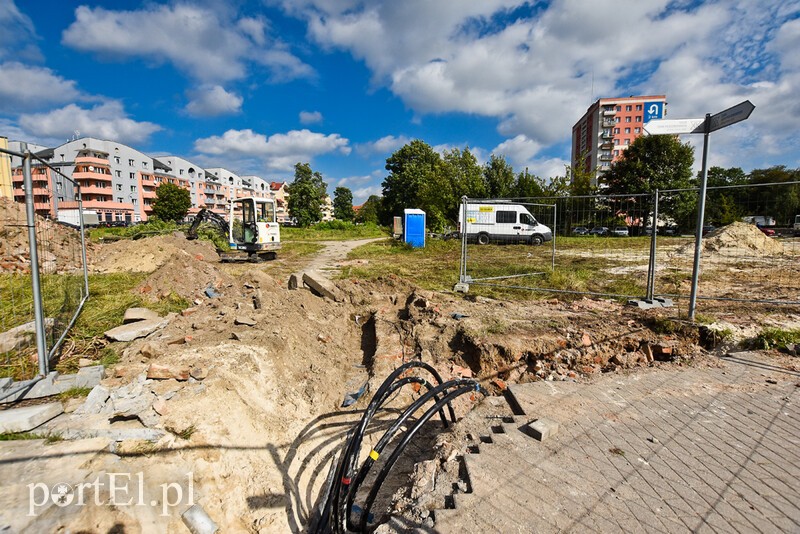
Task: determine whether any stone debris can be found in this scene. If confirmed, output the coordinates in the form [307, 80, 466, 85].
[123, 307, 160, 323]
[522, 418, 559, 441]
[234, 316, 257, 326]
[147, 363, 190, 381]
[104, 314, 173, 342]
[0, 403, 63, 433]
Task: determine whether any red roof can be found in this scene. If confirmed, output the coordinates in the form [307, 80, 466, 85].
[270, 181, 286, 191]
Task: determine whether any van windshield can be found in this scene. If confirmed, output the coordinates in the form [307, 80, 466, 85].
[520, 213, 536, 226]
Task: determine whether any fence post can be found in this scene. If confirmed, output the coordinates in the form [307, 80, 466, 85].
[646, 190, 659, 300]
[459, 196, 468, 283]
[688, 114, 712, 320]
[21, 143, 49, 376]
[77, 186, 90, 297]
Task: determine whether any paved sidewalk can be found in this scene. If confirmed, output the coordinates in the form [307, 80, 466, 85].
[436, 352, 800, 533]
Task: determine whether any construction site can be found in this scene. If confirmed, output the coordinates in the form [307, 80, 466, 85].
[1, 192, 799, 533]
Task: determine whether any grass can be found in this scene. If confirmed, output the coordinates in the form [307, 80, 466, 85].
[753, 327, 800, 350]
[58, 386, 92, 400]
[341, 238, 649, 300]
[1, 271, 189, 379]
[0, 431, 63, 443]
[281, 221, 388, 241]
[166, 424, 196, 440]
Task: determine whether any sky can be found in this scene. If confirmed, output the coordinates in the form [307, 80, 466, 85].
[0, 0, 798, 203]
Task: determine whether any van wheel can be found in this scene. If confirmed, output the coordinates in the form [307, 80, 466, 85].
[477, 233, 490, 245]
[530, 235, 544, 246]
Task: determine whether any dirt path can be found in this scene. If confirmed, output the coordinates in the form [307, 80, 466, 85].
[300, 237, 387, 278]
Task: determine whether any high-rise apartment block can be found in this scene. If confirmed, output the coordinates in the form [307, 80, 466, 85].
[571, 95, 667, 186]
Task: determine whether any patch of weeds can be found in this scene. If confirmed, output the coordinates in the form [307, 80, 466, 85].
[694, 313, 716, 325]
[0, 431, 62, 443]
[485, 319, 508, 335]
[99, 348, 120, 367]
[650, 317, 679, 335]
[609, 447, 625, 456]
[58, 387, 92, 401]
[167, 424, 196, 440]
[753, 327, 800, 350]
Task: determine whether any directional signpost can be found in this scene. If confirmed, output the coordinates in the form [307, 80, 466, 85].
[644, 100, 755, 320]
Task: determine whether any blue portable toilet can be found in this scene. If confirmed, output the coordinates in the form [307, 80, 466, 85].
[403, 209, 426, 248]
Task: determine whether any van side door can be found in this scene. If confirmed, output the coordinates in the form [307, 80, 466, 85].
[496, 210, 517, 243]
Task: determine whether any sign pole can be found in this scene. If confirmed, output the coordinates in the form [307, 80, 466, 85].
[688, 114, 711, 320]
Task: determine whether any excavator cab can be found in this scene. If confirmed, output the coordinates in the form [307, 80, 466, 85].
[229, 197, 281, 256]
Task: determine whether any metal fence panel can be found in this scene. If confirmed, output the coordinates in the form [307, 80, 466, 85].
[0, 146, 89, 380]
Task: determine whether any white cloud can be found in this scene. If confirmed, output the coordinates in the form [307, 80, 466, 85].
[18, 101, 162, 145]
[193, 128, 351, 172]
[0, 0, 41, 61]
[282, 0, 800, 171]
[185, 85, 243, 117]
[299, 110, 323, 124]
[355, 134, 411, 155]
[62, 4, 313, 83]
[0, 62, 82, 112]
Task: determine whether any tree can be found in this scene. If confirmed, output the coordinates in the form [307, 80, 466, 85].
[417, 147, 485, 230]
[287, 162, 327, 227]
[512, 168, 545, 198]
[382, 140, 441, 225]
[483, 154, 516, 198]
[152, 182, 191, 222]
[705, 167, 747, 225]
[333, 186, 355, 221]
[355, 195, 382, 225]
[567, 152, 597, 196]
[603, 134, 696, 227]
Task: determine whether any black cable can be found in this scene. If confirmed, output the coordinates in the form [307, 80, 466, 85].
[360, 384, 480, 532]
[329, 361, 455, 533]
[345, 379, 476, 531]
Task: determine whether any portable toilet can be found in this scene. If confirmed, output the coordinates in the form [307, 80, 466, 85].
[403, 209, 426, 248]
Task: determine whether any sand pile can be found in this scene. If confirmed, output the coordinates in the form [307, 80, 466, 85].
[91, 232, 219, 273]
[676, 221, 784, 257]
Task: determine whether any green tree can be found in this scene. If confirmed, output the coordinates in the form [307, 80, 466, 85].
[483, 154, 516, 198]
[417, 147, 485, 230]
[333, 186, 355, 221]
[151, 182, 191, 222]
[705, 167, 747, 225]
[512, 168, 545, 198]
[355, 195, 382, 225]
[603, 134, 696, 228]
[567, 152, 597, 196]
[746, 166, 800, 226]
[287, 162, 327, 227]
[382, 140, 441, 225]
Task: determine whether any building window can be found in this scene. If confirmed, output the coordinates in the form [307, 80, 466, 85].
[128, 159, 134, 166]
[614, 128, 620, 134]
[636, 116, 642, 122]
[635, 127, 641, 133]
[615, 106, 621, 111]
[615, 117, 620, 123]
[117, 197, 124, 203]
[614, 139, 620, 145]
[115, 170, 121, 177]
[130, 172, 135, 179]
[625, 117, 631, 123]
[117, 184, 122, 191]
[636, 104, 642, 111]
[114, 156, 120, 164]
[130, 186, 136, 192]
[132, 198, 137, 205]
[624, 139, 630, 145]
[625, 105, 632, 111]
[180, 169, 184, 175]
[142, 162, 148, 169]
[613, 150, 619, 156]
[625, 127, 631, 134]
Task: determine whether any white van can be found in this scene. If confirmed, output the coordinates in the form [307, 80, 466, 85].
[458, 202, 553, 245]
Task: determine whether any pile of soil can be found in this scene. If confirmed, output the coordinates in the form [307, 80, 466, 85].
[675, 221, 784, 257]
[90, 232, 219, 273]
[136, 249, 233, 301]
[0, 197, 87, 273]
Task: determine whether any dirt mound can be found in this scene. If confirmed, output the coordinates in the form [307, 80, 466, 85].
[91, 232, 219, 273]
[675, 221, 784, 257]
[0, 197, 88, 273]
[136, 249, 233, 301]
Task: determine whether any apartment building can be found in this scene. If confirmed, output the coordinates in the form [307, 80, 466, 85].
[0, 137, 12, 199]
[10, 137, 288, 222]
[572, 95, 667, 186]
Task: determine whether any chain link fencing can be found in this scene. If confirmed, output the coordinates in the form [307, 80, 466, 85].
[458, 183, 800, 314]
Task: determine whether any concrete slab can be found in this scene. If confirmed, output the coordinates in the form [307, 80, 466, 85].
[123, 307, 160, 323]
[0, 403, 63, 433]
[302, 271, 344, 302]
[522, 418, 559, 441]
[104, 315, 172, 342]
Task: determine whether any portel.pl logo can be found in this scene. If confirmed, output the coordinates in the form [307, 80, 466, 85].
[28, 472, 194, 516]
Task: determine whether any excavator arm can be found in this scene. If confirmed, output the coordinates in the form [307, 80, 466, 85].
[186, 209, 229, 240]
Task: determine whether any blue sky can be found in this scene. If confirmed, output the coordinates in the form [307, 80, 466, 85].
[1, 0, 798, 203]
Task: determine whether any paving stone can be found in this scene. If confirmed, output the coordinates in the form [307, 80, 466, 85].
[522, 417, 559, 441]
[104, 315, 171, 341]
[0, 403, 63, 433]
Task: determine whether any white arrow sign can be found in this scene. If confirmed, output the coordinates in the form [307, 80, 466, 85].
[708, 100, 755, 132]
[644, 118, 705, 135]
